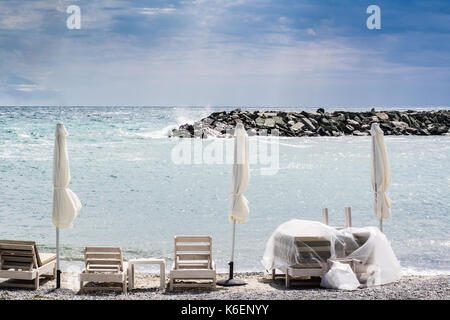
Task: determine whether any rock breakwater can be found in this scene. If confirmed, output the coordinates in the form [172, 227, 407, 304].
[170, 109, 450, 138]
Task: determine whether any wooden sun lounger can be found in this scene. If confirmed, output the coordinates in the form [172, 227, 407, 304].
[0, 240, 56, 290]
[169, 236, 216, 291]
[79, 246, 127, 294]
[272, 236, 331, 288]
[272, 232, 369, 288]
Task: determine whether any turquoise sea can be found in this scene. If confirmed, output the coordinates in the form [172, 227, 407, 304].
[0, 106, 449, 274]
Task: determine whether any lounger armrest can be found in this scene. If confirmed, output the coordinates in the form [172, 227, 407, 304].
[39, 253, 57, 266]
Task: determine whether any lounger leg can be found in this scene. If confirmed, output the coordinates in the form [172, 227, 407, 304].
[127, 264, 134, 291]
[53, 264, 57, 279]
[123, 275, 127, 295]
[132, 264, 135, 289]
[169, 277, 174, 291]
[212, 274, 216, 290]
[159, 263, 165, 290]
[34, 276, 39, 290]
[79, 281, 83, 293]
[272, 269, 275, 280]
[127, 267, 131, 292]
[285, 273, 290, 289]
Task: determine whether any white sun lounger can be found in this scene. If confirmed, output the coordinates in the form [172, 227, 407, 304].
[79, 246, 127, 294]
[0, 240, 56, 290]
[169, 236, 216, 291]
[271, 236, 331, 288]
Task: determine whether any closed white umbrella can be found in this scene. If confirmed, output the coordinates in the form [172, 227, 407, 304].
[52, 123, 82, 288]
[217, 122, 249, 286]
[370, 123, 391, 232]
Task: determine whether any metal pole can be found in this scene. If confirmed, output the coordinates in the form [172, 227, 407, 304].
[230, 220, 236, 261]
[372, 128, 381, 231]
[322, 208, 328, 225]
[56, 227, 61, 288]
[345, 207, 352, 228]
[229, 220, 236, 279]
[217, 219, 245, 286]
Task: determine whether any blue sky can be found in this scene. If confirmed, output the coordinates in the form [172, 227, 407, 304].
[0, 0, 449, 107]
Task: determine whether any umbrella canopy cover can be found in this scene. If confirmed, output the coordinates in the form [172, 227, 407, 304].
[370, 123, 391, 219]
[52, 123, 82, 229]
[229, 123, 250, 224]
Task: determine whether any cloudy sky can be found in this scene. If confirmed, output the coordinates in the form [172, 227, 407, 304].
[0, 0, 449, 107]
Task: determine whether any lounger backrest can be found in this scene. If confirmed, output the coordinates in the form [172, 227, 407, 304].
[84, 247, 123, 273]
[0, 240, 41, 270]
[174, 236, 212, 270]
[294, 237, 331, 263]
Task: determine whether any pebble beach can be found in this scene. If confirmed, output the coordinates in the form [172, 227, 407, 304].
[1, 272, 448, 300]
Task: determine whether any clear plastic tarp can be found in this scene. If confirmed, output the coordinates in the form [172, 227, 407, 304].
[262, 219, 401, 287]
[320, 261, 360, 290]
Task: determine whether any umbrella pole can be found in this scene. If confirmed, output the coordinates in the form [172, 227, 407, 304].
[217, 220, 246, 286]
[372, 128, 385, 233]
[372, 132, 382, 232]
[56, 227, 61, 288]
[229, 220, 236, 279]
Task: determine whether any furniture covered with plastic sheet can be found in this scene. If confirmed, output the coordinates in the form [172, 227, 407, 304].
[262, 219, 401, 288]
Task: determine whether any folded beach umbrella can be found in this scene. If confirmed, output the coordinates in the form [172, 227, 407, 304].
[52, 123, 82, 288]
[370, 123, 391, 232]
[217, 122, 249, 286]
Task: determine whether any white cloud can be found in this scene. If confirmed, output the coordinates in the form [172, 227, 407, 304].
[14, 84, 40, 92]
[278, 16, 292, 32]
[138, 7, 176, 16]
[307, 28, 316, 36]
[0, 0, 130, 31]
[0, 1, 46, 30]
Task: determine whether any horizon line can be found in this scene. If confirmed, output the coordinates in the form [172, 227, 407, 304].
[1, 105, 450, 109]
